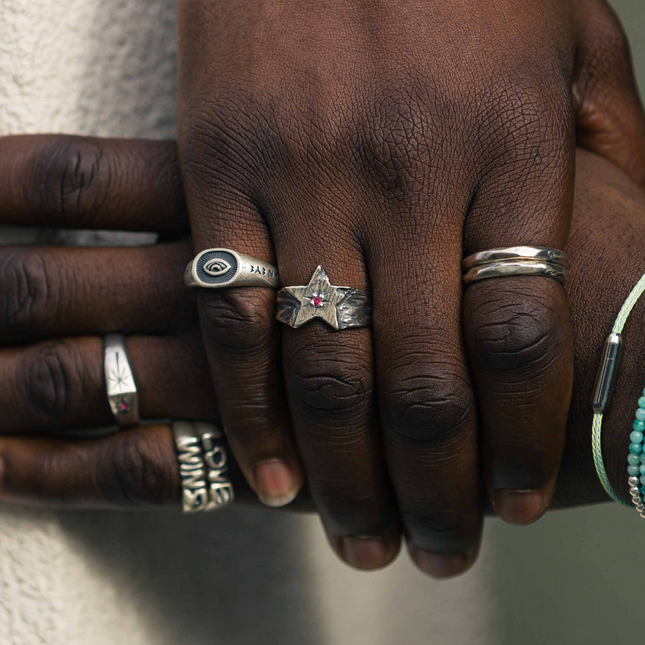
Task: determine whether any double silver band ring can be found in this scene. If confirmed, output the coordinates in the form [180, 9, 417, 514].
[462, 246, 568, 271]
[276, 266, 372, 331]
[104, 334, 139, 429]
[172, 421, 234, 513]
[462, 246, 568, 287]
[185, 248, 279, 290]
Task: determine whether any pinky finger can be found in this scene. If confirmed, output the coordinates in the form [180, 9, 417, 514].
[0, 426, 180, 508]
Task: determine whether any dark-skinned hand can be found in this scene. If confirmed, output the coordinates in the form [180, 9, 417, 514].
[0, 134, 644, 577]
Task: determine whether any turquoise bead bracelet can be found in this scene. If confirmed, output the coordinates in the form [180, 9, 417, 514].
[627, 394, 645, 517]
[592, 271, 645, 510]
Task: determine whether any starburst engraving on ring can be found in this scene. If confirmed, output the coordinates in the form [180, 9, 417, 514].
[106, 353, 132, 394]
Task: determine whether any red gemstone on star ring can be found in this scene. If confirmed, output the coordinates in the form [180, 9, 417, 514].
[312, 296, 323, 307]
[119, 402, 130, 413]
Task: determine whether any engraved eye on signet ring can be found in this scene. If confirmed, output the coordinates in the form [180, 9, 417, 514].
[185, 248, 280, 290]
[204, 259, 232, 277]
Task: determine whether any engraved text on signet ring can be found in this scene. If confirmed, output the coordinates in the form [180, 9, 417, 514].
[185, 248, 280, 289]
[172, 421, 234, 513]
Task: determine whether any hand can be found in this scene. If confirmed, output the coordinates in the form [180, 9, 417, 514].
[176, 0, 645, 575]
[0, 136, 211, 507]
[0, 135, 642, 570]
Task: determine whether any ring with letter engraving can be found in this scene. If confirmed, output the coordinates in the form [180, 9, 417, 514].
[185, 248, 279, 289]
[172, 421, 234, 514]
[462, 246, 568, 287]
[276, 266, 372, 331]
[103, 334, 140, 429]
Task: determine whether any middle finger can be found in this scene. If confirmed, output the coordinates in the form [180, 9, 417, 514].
[369, 203, 482, 579]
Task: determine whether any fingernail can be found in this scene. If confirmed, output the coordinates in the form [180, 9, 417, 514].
[493, 490, 547, 526]
[410, 548, 476, 579]
[340, 537, 394, 571]
[254, 460, 299, 507]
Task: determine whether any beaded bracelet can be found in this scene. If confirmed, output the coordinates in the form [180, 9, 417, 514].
[627, 394, 645, 518]
[592, 271, 645, 510]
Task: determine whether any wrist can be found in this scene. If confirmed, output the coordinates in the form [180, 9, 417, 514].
[554, 151, 645, 508]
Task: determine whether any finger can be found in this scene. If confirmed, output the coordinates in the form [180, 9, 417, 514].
[275, 235, 401, 571]
[574, 1, 645, 186]
[0, 241, 195, 343]
[0, 425, 181, 508]
[0, 425, 311, 510]
[0, 135, 188, 235]
[370, 223, 482, 579]
[463, 85, 575, 525]
[182, 171, 305, 509]
[0, 333, 216, 434]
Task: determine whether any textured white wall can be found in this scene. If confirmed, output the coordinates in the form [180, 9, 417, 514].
[0, 1, 499, 644]
[0, 0, 177, 138]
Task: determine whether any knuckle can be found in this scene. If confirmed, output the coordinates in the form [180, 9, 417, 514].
[464, 281, 564, 378]
[573, 4, 633, 111]
[0, 249, 56, 339]
[28, 138, 106, 223]
[468, 81, 573, 231]
[592, 5, 631, 66]
[356, 81, 452, 201]
[98, 434, 176, 506]
[382, 348, 473, 443]
[200, 289, 272, 354]
[18, 341, 85, 424]
[180, 94, 275, 182]
[485, 81, 571, 164]
[287, 340, 372, 423]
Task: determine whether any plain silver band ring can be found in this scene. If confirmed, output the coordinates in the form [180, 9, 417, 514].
[462, 246, 568, 272]
[172, 421, 234, 513]
[185, 248, 279, 289]
[463, 261, 568, 286]
[103, 334, 140, 429]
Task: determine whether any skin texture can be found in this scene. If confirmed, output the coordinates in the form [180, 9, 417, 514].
[175, 0, 645, 576]
[0, 135, 645, 576]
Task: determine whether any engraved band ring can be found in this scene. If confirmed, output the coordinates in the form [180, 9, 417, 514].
[172, 421, 234, 513]
[103, 333, 140, 429]
[185, 248, 279, 290]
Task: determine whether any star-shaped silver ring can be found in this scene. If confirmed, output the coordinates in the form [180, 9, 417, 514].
[275, 266, 372, 331]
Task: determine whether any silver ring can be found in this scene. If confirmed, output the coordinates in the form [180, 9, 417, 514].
[276, 266, 372, 330]
[462, 246, 568, 271]
[463, 260, 568, 286]
[103, 334, 139, 429]
[185, 248, 279, 289]
[172, 421, 234, 513]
